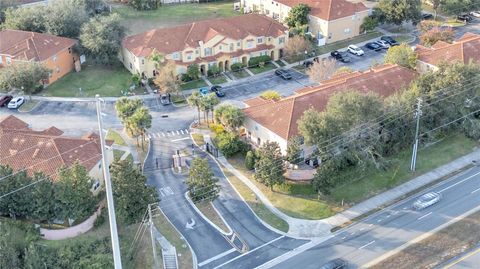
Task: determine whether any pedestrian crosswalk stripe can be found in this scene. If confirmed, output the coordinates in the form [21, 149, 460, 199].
[162, 132, 166, 137]
[180, 130, 184, 134]
[176, 130, 180, 135]
[147, 134, 152, 139]
[185, 129, 189, 134]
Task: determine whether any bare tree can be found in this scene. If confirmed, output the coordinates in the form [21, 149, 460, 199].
[306, 58, 337, 83]
[153, 60, 180, 97]
[284, 35, 313, 61]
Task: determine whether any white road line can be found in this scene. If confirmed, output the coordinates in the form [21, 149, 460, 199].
[341, 236, 347, 239]
[185, 129, 189, 134]
[213, 236, 285, 269]
[386, 214, 391, 218]
[147, 134, 152, 139]
[403, 207, 408, 210]
[198, 248, 237, 267]
[359, 240, 375, 250]
[176, 130, 180, 135]
[377, 219, 382, 223]
[180, 130, 184, 134]
[162, 132, 166, 137]
[417, 212, 432, 220]
[153, 133, 159, 138]
[369, 224, 373, 227]
[171, 137, 191, 142]
[471, 187, 480, 194]
[439, 170, 480, 193]
[360, 228, 365, 231]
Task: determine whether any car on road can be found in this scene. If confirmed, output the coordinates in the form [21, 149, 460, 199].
[457, 14, 473, 22]
[275, 68, 293, 80]
[413, 192, 441, 210]
[160, 94, 170, 105]
[422, 13, 434, 20]
[381, 36, 399, 46]
[210, 85, 225, 97]
[0, 95, 13, 107]
[199, 87, 209, 97]
[330, 51, 351, 63]
[7, 96, 25, 109]
[471, 11, 480, 18]
[365, 42, 382, 51]
[319, 258, 348, 269]
[347, 44, 364, 56]
[375, 40, 390, 49]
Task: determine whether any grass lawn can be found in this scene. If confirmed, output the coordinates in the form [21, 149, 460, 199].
[180, 79, 208, 91]
[113, 149, 125, 160]
[275, 60, 286, 67]
[192, 133, 205, 147]
[106, 129, 127, 146]
[249, 62, 276, 75]
[208, 75, 228, 85]
[171, 94, 187, 105]
[113, 1, 238, 34]
[444, 19, 466, 27]
[18, 100, 40, 112]
[232, 69, 251, 79]
[329, 134, 476, 204]
[196, 201, 230, 233]
[395, 34, 415, 44]
[222, 168, 289, 232]
[228, 154, 337, 220]
[316, 31, 383, 56]
[43, 65, 136, 97]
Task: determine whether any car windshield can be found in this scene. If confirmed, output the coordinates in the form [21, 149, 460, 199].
[418, 193, 436, 203]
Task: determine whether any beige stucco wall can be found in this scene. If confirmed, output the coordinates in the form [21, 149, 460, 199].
[87, 148, 113, 187]
[416, 60, 438, 74]
[243, 117, 288, 154]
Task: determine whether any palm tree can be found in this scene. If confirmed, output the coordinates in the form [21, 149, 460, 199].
[187, 91, 202, 123]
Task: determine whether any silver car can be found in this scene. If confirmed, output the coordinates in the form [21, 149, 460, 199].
[413, 192, 441, 210]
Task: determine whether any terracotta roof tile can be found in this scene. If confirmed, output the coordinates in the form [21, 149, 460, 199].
[122, 14, 287, 57]
[275, 0, 368, 21]
[244, 64, 416, 140]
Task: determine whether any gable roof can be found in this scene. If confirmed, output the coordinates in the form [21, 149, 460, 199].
[0, 115, 110, 180]
[416, 32, 480, 67]
[243, 64, 416, 140]
[275, 0, 368, 21]
[0, 29, 77, 63]
[122, 14, 288, 57]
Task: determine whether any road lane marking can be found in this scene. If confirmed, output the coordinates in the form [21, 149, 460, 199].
[341, 236, 347, 239]
[162, 132, 166, 137]
[185, 129, 189, 134]
[417, 212, 432, 220]
[198, 248, 237, 267]
[386, 214, 391, 218]
[359, 240, 375, 250]
[369, 224, 373, 227]
[360, 228, 365, 231]
[213, 236, 285, 269]
[171, 137, 191, 142]
[147, 134, 151, 139]
[443, 247, 480, 269]
[377, 219, 382, 223]
[180, 130, 184, 134]
[176, 130, 180, 135]
[471, 187, 480, 194]
[438, 170, 480, 193]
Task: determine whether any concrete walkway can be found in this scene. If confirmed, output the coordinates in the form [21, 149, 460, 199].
[117, 130, 140, 163]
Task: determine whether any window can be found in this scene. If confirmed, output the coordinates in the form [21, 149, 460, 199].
[68, 47, 72, 54]
[278, 37, 285, 44]
[48, 72, 52, 78]
[230, 43, 234, 52]
[218, 45, 222, 52]
[204, 48, 212, 56]
[141, 59, 145, 64]
[195, 49, 199, 55]
[257, 37, 264, 44]
[232, 57, 238, 63]
[186, 53, 192, 60]
[6, 57, 11, 65]
[247, 41, 253, 48]
[99, 164, 102, 169]
[328, 33, 333, 39]
[172, 52, 180, 60]
[344, 28, 351, 34]
[265, 9, 270, 15]
[268, 37, 271, 42]
[129, 63, 132, 69]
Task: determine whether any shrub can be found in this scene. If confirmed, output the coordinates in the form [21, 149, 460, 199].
[181, 73, 192, 82]
[260, 90, 281, 101]
[216, 132, 246, 157]
[93, 208, 106, 228]
[209, 123, 225, 135]
[248, 55, 271, 67]
[207, 64, 221, 77]
[231, 63, 244, 71]
[245, 150, 256, 170]
[132, 74, 141, 86]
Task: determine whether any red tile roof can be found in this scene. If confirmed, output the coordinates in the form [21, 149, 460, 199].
[122, 14, 287, 57]
[416, 32, 480, 67]
[0, 29, 77, 63]
[243, 64, 416, 140]
[0, 115, 108, 180]
[275, 0, 368, 21]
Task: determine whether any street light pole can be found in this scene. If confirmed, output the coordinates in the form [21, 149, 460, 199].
[304, 50, 308, 71]
[95, 95, 123, 269]
[410, 98, 423, 172]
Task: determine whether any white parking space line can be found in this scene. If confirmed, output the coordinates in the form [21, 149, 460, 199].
[359, 240, 375, 250]
[439, 171, 480, 193]
[198, 248, 237, 267]
[417, 212, 432, 221]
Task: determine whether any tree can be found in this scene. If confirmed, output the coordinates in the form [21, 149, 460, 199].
[215, 132, 246, 157]
[187, 64, 200, 81]
[0, 167, 33, 219]
[0, 62, 50, 99]
[260, 90, 281, 101]
[54, 162, 96, 224]
[2, 5, 47, 33]
[80, 14, 126, 65]
[187, 158, 220, 202]
[110, 159, 158, 224]
[115, 97, 143, 123]
[44, 0, 89, 38]
[187, 91, 202, 123]
[129, 0, 159, 10]
[245, 150, 256, 170]
[199, 93, 220, 123]
[384, 43, 417, 69]
[30, 174, 56, 225]
[213, 104, 245, 131]
[420, 26, 455, 47]
[154, 61, 181, 97]
[441, 0, 480, 15]
[284, 35, 313, 61]
[360, 16, 379, 33]
[374, 0, 422, 25]
[125, 106, 152, 149]
[284, 3, 310, 29]
[0, 223, 23, 269]
[254, 142, 284, 191]
[286, 137, 302, 164]
[430, 0, 442, 19]
[306, 58, 337, 83]
[297, 108, 324, 146]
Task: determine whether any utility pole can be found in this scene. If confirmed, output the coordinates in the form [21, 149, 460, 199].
[148, 204, 160, 269]
[95, 95, 123, 269]
[410, 98, 423, 172]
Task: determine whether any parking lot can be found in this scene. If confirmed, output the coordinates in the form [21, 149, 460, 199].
[334, 42, 388, 71]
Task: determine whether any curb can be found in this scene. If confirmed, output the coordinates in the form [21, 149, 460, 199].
[18, 100, 42, 113]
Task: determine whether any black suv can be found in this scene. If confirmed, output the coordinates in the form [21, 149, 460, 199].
[330, 51, 351, 63]
[0, 95, 13, 107]
[319, 258, 348, 269]
[210, 85, 225, 97]
[275, 69, 293, 80]
[381, 36, 399, 46]
[457, 14, 473, 22]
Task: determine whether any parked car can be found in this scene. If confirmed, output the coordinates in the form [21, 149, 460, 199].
[319, 258, 348, 269]
[160, 94, 170, 105]
[375, 40, 391, 49]
[330, 51, 351, 63]
[0, 95, 13, 107]
[470, 11, 480, 18]
[199, 87, 209, 97]
[210, 85, 225, 97]
[274, 68, 293, 80]
[365, 42, 382, 51]
[422, 13, 434, 20]
[457, 14, 473, 22]
[413, 192, 441, 210]
[347, 45, 364, 56]
[7, 96, 25, 109]
[303, 60, 314, 68]
[381, 36, 399, 46]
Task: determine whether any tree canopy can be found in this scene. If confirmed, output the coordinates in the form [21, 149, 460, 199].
[254, 141, 285, 190]
[214, 104, 245, 131]
[0, 62, 50, 98]
[285, 3, 310, 30]
[187, 158, 220, 202]
[374, 0, 422, 25]
[384, 43, 417, 69]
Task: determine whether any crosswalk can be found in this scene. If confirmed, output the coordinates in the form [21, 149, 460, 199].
[146, 128, 189, 140]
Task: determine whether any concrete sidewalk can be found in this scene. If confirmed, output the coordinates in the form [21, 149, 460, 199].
[218, 146, 480, 238]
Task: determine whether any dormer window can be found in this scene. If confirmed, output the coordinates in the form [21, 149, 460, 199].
[257, 37, 264, 44]
[172, 52, 180, 60]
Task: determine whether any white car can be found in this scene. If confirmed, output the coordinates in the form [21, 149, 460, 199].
[374, 40, 390, 49]
[347, 45, 364, 56]
[413, 192, 441, 210]
[470, 11, 480, 18]
[7, 96, 25, 109]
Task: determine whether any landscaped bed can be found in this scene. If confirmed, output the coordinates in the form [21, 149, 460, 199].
[232, 69, 251, 79]
[106, 129, 127, 146]
[208, 75, 228, 85]
[180, 79, 208, 91]
[249, 62, 276, 75]
[196, 201, 230, 233]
